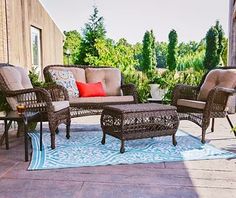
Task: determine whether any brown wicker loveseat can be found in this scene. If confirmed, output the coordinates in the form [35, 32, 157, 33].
[43, 65, 138, 118]
[171, 66, 236, 143]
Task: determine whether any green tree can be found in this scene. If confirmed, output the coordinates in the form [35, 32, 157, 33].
[221, 37, 228, 65]
[177, 41, 199, 57]
[176, 40, 205, 71]
[85, 38, 138, 70]
[167, 29, 178, 71]
[133, 42, 143, 70]
[156, 41, 168, 68]
[203, 26, 219, 70]
[177, 50, 204, 71]
[215, 20, 224, 64]
[150, 30, 157, 69]
[63, 30, 82, 64]
[84, 38, 150, 102]
[76, 6, 106, 64]
[141, 30, 156, 72]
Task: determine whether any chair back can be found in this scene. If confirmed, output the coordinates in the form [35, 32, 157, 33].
[198, 67, 236, 113]
[198, 66, 236, 88]
[0, 64, 33, 110]
[44, 65, 124, 97]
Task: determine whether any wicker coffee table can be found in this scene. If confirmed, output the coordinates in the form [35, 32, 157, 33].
[101, 103, 179, 153]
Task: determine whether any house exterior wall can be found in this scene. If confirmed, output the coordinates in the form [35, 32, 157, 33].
[0, 0, 64, 71]
[229, 0, 236, 65]
[0, 0, 7, 63]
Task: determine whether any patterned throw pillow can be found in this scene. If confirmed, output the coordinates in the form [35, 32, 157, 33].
[49, 69, 79, 97]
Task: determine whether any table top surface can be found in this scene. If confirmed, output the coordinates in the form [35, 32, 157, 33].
[104, 103, 177, 113]
[0, 111, 40, 121]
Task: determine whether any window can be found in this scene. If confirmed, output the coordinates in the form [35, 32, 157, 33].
[31, 26, 42, 77]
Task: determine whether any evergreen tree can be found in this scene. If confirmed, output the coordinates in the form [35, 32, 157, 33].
[215, 20, 224, 64]
[156, 42, 168, 68]
[141, 30, 156, 72]
[167, 29, 178, 71]
[203, 21, 225, 69]
[203, 27, 219, 70]
[76, 6, 106, 64]
[150, 30, 157, 69]
[142, 31, 152, 71]
[221, 37, 228, 66]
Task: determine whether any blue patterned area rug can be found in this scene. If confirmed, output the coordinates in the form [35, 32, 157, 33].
[28, 125, 236, 170]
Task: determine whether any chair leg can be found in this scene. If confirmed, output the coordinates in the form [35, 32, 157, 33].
[201, 129, 206, 144]
[49, 123, 56, 149]
[226, 115, 236, 136]
[101, 131, 106, 145]
[66, 120, 70, 139]
[55, 127, 59, 134]
[40, 120, 43, 151]
[211, 118, 215, 132]
[51, 132, 55, 149]
[172, 134, 177, 146]
[17, 122, 24, 137]
[120, 140, 125, 153]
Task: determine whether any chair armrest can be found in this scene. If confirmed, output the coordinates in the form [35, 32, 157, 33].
[121, 83, 138, 103]
[5, 88, 54, 112]
[205, 87, 236, 113]
[171, 84, 199, 106]
[214, 87, 236, 95]
[45, 84, 69, 101]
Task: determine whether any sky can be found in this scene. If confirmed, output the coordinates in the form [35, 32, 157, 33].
[39, 0, 229, 44]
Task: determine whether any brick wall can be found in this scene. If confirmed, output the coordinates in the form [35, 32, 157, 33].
[0, 0, 64, 70]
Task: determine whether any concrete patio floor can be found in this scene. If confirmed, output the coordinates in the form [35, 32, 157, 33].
[0, 114, 236, 198]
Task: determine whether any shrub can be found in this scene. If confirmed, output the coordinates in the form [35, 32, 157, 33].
[157, 69, 204, 101]
[177, 51, 205, 71]
[29, 67, 54, 88]
[0, 92, 10, 111]
[122, 69, 150, 102]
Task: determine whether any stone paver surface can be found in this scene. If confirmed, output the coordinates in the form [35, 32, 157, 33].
[0, 115, 235, 198]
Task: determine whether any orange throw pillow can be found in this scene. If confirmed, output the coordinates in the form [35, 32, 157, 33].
[76, 82, 106, 97]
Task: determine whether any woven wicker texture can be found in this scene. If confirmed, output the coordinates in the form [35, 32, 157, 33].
[43, 65, 139, 118]
[0, 64, 71, 149]
[171, 67, 236, 143]
[101, 103, 179, 153]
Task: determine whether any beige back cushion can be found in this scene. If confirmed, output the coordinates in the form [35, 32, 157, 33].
[198, 69, 236, 101]
[85, 68, 121, 96]
[49, 67, 86, 83]
[15, 66, 33, 89]
[0, 66, 33, 110]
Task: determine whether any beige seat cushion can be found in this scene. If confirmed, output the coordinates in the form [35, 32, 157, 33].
[52, 101, 69, 112]
[70, 96, 134, 104]
[49, 67, 86, 83]
[177, 99, 206, 110]
[0, 66, 33, 110]
[198, 69, 236, 101]
[85, 68, 121, 96]
[27, 101, 70, 112]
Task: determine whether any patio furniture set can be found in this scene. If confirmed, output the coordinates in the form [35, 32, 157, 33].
[0, 63, 236, 161]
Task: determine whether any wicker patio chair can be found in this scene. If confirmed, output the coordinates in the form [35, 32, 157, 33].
[0, 64, 71, 149]
[171, 67, 236, 143]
